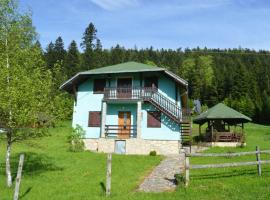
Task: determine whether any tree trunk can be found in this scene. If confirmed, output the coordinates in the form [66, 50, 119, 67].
[6, 130, 12, 187]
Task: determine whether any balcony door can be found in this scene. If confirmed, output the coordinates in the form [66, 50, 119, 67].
[118, 111, 131, 139]
[117, 78, 132, 99]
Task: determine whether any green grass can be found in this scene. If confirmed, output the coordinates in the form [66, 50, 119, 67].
[1, 122, 270, 199]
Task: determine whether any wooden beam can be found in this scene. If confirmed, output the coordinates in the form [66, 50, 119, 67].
[191, 150, 270, 157]
[13, 154, 25, 200]
[256, 146, 262, 176]
[191, 160, 270, 169]
[175, 82, 178, 104]
[72, 85, 77, 104]
[106, 153, 112, 197]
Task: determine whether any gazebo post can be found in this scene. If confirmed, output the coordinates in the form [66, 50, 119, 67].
[211, 120, 214, 142]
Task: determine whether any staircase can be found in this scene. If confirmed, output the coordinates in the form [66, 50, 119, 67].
[143, 89, 192, 149]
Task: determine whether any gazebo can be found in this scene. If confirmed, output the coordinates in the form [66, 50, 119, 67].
[193, 103, 252, 145]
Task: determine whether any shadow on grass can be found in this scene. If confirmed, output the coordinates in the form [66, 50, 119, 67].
[191, 168, 270, 180]
[100, 182, 106, 195]
[0, 152, 63, 178]
[20, 187, 32, 199]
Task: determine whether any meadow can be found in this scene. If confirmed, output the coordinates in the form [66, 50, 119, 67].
[1, 122, 270, 200]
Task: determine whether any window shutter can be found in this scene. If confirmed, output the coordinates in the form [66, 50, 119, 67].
[147, 111, 161, 128]
[88, 111, 101, 127]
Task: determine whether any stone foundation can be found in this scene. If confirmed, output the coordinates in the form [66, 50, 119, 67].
[83, 138, 181, 155]
[205, 142, 246, 147]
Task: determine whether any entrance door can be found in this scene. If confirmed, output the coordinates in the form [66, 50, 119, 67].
[117, 78, 132, 98]
[118, 111, 131, 139]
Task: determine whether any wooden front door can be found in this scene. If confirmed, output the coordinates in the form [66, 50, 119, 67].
[118, 111, 131, 139]
[117, 78, 132, 98]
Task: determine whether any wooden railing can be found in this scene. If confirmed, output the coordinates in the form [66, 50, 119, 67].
[105, 125, 137, 138]
[184, 146, 270, 186]
[103, 87, 191, 123]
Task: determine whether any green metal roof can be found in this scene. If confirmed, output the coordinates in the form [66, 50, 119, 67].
[60, 61, 188, 92]
[82, 61, 163, 74]
[193, 103, 252, 125]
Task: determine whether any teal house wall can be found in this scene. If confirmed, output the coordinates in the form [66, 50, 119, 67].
[72, 71, 182, 140]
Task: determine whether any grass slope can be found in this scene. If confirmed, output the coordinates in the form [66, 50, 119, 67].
[1, 122, 270, 199]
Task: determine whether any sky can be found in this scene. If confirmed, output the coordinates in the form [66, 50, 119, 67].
[20, 0, 270, 51]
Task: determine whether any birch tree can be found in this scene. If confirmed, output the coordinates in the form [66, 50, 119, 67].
[0, 0, 55, 187]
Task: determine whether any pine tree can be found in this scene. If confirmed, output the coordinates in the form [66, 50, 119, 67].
[64, 40, 80, 77]
[81, 22, 97, 50]
[44, 42, 55, 68]
[54, 36, 66, 62]
[81, 22, 98, 69]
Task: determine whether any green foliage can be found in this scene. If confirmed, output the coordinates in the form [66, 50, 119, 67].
[67, 124, 86, 152]
[174, 173, 185, 186]
[149, 150, 157, 156]
[224, 96, 255, 118]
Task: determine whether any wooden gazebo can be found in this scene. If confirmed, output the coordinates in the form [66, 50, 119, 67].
[193, 103, 252, 143]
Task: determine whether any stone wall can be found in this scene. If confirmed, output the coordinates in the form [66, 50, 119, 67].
[83, 138, 181, 155]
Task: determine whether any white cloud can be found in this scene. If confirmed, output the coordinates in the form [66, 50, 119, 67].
[90, 0, 139, 11]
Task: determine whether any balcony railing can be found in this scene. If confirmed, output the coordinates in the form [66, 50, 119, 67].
[103, 87, 155, 100]
[105, 125, 137, 138]
[103, 86, 191, 123]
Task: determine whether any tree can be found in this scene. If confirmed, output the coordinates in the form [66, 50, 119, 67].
[81, 22, 97, 50]
[54, 36, 66, 62]
[64, 40, 80, 77]
[44, 42, 55, 69]
[81, 22, 97, 70]
[0, 0, 56, 187]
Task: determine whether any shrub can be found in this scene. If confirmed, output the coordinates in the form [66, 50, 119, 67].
[174, 173, 185, 186]
[67, 124, 86, 152]
[149, 150, 157, 156]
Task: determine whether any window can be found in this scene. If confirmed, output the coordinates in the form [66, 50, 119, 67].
[147, 111, 161, 128]
[88, 111, 101, 127]
[93, 79, 106, 93]
[144, 77, 158, 88]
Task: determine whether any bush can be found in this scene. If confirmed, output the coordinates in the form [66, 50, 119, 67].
[67, 124, 86, 152]
[149, 150, 157, 156]
[174, 173, 185, 186]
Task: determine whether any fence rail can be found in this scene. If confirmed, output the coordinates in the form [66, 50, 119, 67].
[184, 146, 270, 186]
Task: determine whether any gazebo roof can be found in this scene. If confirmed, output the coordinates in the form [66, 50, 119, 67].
[193, 103, 252, 125]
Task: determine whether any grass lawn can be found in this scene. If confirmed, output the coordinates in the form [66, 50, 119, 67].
[1, 121, 270, 199]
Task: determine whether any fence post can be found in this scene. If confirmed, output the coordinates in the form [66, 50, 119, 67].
[106, 153, 112, 197]
[185, 152, 190, 187]
[13, 154, 25, 200]
[256, 146, 262, 176]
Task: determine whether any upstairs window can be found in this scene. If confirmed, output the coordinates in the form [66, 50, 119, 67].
[88, 111, 101, 127]
[144, 77, 158, 88]
[93, 79, 106, 93]
[147, 111, 161, 128]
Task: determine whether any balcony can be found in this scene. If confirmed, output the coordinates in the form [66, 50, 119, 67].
[105, 125, 137, 138]
[103, 87, 191, 124]
[103, 87, 155, 101]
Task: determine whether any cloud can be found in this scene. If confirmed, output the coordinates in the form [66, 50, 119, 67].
[89, 0, 139, 11]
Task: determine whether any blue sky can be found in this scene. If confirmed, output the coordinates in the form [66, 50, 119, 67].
[20, 0, 270, 50]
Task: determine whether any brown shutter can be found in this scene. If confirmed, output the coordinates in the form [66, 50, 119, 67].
[88, 111, 101, 127]
[147, 111, 161, 128]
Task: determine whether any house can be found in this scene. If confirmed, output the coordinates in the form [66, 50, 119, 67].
[60, 61, 191, 155]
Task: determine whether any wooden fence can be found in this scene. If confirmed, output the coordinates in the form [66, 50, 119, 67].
[184, 146, 270, 186]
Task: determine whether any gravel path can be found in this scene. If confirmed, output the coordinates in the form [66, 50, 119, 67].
[138, 146, 209, 193]
[138, 154, 185, 192]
